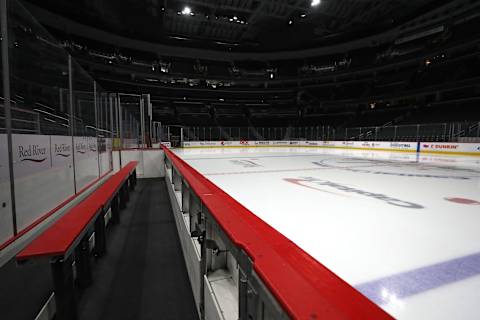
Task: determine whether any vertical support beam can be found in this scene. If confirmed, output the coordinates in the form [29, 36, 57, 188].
[124, 182, 130, 202]
[109, 95, 114, 137]
[199, 215, 208, 320]
[1, 0, 17, 234]
[119, 185, 126, 209]
[182, 182, 190, 214]
[111, 195, 120, 224]
[131, 169, 137, 190]
[239, 271, 248, 320]
[140, 95, 146, 147]
[129, 172, 135, 191]
[51, 256, 77, 320]
[173, 169, 181, 192]
[146, 94, 152, 145]
[68, 55, 77, 194]
[94, 210, 107, 257]
[94, 81, 100, 177]
[117, 94, 123, 167]
[74, 235, 92, 289]
[109, 94, 114, 171]
[59, 88, 64, 113]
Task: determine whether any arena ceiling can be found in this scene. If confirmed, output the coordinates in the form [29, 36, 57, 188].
[24, 0, 448, 52]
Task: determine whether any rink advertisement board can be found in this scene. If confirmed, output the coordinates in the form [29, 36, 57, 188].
[12, 134, 51, 178]
[180, 140, 480, 155]
[420, 142, 480, 155]
[181, 140, 420, 152]
[51, 135, 73, 168]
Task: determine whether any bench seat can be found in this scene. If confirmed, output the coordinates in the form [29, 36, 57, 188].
[15, 161, 138, 320]
[17, 161, 138, 261]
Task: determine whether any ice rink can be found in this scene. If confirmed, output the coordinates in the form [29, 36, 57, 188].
[174, 147, 480, 320]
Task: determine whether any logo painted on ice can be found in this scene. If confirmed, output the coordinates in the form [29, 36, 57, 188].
[285, 177, 423, 209]
[230, 159, 261, 168]
[445, 197, 480, 205]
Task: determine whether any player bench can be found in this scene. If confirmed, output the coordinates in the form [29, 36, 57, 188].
[16, 161, 138, 320]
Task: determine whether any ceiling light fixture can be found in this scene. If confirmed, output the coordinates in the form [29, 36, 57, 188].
[300, 13, 306, 18]
[311, 0, 321, 6]
[181, 6, 191, 15]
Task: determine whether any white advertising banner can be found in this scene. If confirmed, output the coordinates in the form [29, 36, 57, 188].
[74, 136, 99, 191]
[351, 141, 418, 151]
[180, 139, 480, 155]
[88, 136, 98, 156]
[420, 142, 480, 154]
[51, 135, 73, 168]
[74, 136, 89, 160]
[12, 134, 51, 178]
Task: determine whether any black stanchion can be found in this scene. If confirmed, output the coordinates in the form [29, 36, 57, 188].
[74, 236, 92, 289]
[120, 185, 127, 209]
[111, 195, 120, 224]
[94, 210, 107, 257]
[51, 255, 77, 320]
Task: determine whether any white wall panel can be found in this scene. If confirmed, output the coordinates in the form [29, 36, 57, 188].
[12, 134, 54, 231]
[121, 150, 143, 175]
[98, 137, 112, 176]
[142, 150, 164, 178]
[74, 136, 99, 191]
[112, 150, 121, 173]
[0, 134, 14, 245]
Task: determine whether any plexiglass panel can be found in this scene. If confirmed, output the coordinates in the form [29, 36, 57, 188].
[4, 0, 111, 234]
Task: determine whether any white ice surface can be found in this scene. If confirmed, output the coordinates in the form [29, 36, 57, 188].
[174, 147, 480, 319]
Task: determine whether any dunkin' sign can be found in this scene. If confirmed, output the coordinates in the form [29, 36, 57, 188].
[420, 143, 480, 154]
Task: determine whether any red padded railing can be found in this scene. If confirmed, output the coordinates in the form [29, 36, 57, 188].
[163, 146, 393, 319]
[17, 162, 138, 260]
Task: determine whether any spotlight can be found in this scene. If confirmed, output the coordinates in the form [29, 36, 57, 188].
[311, 0, 321, 6]
[181, 6, 191, 15]
[300, 13, 307, 18]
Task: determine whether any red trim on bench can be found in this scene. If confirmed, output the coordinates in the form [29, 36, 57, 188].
[163, 147, 393, 319]
[0, 170, 113, 251]
[16, 162, 137, 260]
